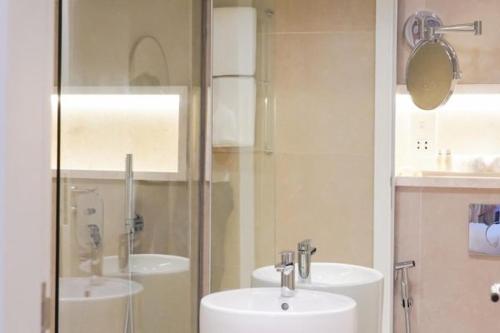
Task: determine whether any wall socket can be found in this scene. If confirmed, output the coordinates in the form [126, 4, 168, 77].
[416, 139, 432, 152]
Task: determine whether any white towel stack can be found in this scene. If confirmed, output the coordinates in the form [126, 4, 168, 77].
[213, 7, 257, 147]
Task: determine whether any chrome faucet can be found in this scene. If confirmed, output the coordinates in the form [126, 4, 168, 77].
[87, 224, 102, 276]
[275, 251, 296, 297]
[298, 239, 317, 282]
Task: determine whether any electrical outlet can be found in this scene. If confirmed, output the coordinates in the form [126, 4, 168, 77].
[415, 139, 432, 152]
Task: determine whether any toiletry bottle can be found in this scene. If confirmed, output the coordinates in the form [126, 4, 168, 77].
[445, 149, 453, 171]
[436, 149, 443, 171]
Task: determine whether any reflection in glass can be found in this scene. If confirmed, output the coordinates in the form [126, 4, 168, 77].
[469, 204, 500, 255]
[56, 0, 202, 332]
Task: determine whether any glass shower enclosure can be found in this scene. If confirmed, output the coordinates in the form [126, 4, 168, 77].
[55, 0, 204, 332]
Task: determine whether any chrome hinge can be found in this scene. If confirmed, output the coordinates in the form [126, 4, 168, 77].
[41, 282, 52, 333]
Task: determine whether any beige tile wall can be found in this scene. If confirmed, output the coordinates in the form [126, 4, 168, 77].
[271, 0, 375, 266]
[211, 0, 376, 291]
[67, 0, 192, 86]
[395, 186, 500, 332]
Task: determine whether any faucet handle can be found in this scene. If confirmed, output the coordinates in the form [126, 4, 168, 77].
[275, 251, 295, 274]
[275, 263, 294, 275]
[87, 224, 102, 249]
[298, 239, 317, 255]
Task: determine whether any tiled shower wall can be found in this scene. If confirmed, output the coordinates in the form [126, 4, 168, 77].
[395, 187, 500, 332]
[395, 0, 500, 331]
[271, 0, 375, 266]
[211, 0, 376, 291]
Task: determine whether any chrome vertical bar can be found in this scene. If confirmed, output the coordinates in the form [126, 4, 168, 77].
[120, 154, 135, 272]
[125, 154, 135, 224]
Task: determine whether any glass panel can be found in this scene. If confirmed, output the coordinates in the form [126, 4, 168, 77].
[211, 0, 277, 291]
[56, 1, 202, 332]
[210, 0, 376, 294]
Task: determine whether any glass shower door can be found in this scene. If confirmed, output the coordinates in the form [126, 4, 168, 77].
[55, 1, 202, 332]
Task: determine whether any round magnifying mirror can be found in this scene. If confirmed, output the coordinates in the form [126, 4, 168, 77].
[406, 39, 460, 110]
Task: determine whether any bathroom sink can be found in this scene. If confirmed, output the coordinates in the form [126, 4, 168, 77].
[59, 277, 143, 332]
[102, 253, 189, 275]
[60, 276, 143, 301]
[252, 263, 383, 333]
[103, 254, 191, 333]
[200, 288, 356, 333]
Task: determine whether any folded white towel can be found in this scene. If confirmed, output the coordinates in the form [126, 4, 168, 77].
[213, 77, 256, 147]
[213, 7, 257, 76]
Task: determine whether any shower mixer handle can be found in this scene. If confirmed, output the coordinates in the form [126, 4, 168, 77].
[491, 283, 500, 303]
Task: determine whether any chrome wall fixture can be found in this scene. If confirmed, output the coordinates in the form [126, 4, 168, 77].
[395, 261, 416, 333]
[404, 11, 481, 49]
[468, 204, 500, 256]
[403, 11, 482, 110]
[491, 283, 500, 303]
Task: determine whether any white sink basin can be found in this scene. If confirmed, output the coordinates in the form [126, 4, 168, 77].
[59, 277, 143, 333]
[252, 263, 383, 333]
[102, 254, 189, 276]
[200, 288, 356, 333]
[103, 254, 191, 333]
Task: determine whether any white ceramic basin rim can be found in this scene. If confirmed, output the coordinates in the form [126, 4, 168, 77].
[201, 288, 356, 315]
[200, 288, 357, 333]
[252, 262, 383, 288]
[59, 277, 143, 303]
[103, 254, 190, 276]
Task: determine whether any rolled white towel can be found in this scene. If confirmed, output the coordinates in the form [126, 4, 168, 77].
[470, 157, 489, 173]
[490, 157, 500, 173]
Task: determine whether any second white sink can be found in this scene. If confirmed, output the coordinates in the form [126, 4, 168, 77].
[59, 277, 143, 333]
[200, 288, 356, 333]
[104, 254, 191, 333]
[252, 263, 383, 333]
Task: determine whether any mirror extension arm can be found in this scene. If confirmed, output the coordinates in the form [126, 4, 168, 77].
[431, 21, 482, 36]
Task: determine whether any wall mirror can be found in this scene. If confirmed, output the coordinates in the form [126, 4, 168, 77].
[406, 39, 459, 110]
[404, 11, 482, 110]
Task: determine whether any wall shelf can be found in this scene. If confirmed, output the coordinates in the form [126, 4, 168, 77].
[395, 175, 500, 189]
